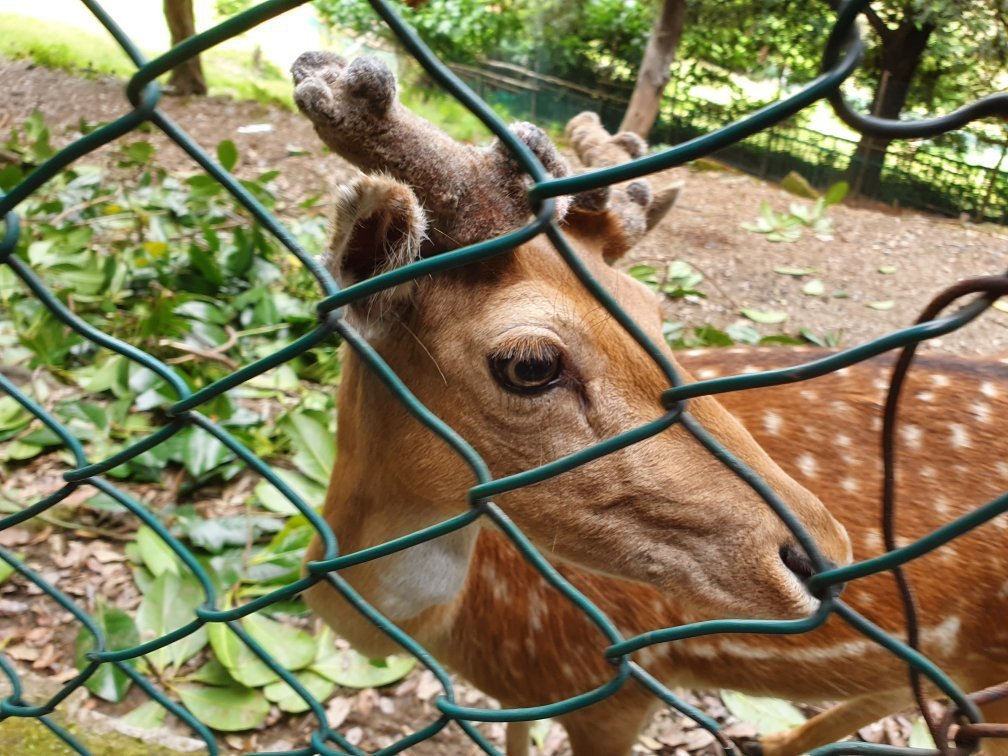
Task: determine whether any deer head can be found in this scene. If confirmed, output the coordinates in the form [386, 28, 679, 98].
[293, 53, 851, 624]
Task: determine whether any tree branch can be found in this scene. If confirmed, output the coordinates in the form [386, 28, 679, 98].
[862, 4, 892, 42]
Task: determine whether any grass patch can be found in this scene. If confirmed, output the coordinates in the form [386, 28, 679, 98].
[0, 13, 134, 77]
[0, 12, 546, 140]
[0, 13, 293, 109]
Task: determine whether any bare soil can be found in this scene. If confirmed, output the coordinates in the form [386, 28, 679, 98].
[1, 58, 1005, 755]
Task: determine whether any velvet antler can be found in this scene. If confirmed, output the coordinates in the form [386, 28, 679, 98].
[292, 52, 574, 253]
[565, 111, 682, 260]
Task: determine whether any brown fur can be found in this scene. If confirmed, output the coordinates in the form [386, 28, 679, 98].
[293, 58, 1006, 755]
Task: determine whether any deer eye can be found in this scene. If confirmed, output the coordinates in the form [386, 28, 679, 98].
[489, 348, 562, 395]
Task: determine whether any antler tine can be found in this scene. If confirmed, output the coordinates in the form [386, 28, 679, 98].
[564, 112, 681, 255]
[292, 52, 571, 253]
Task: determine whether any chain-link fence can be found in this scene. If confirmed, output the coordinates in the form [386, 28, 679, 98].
[1, 1, 1007, 754]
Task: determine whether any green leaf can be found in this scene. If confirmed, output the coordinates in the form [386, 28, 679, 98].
[120, 700, 166, 730]
[243, 612, 316, 672]
[254, 468, 327, 515]
[75, 600, 140, 702]
[720, 691, 806, 735]
[185, 658, 236, 686]
[216, 139, 239, 172]
[263, 670, 336, 713]
[908, 716, 937, 749]
[136, 571, 207, 674]
[0, 558, 16, 585]
[877, 265, 897, 274]
[740, 308, 788, 324]
[693, 324, 733, 347]
[867, 300, 895, 311]
[0, 397, 30, 433]
[5, 440, 44, 461]
[282, 410, 336, 486]
[530, 719, 553, 749]
[180, 514, 282, 553]
[177, 683, 270, 732]
[312, 647, 416, 689]
[766, 226, 802, 243]
[135, 526, 181, 577]
[207, 621, 278, 688]
[802, 279, 825, 297]
[822, 180, 849, 206]
[180, 427, 233, 478]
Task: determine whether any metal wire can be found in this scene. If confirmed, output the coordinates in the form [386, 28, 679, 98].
[0, 0, 1006, 754]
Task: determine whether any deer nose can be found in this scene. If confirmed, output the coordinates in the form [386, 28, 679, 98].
[779, 542, 817, 583]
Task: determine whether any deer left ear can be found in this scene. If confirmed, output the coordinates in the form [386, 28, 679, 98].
[323, 175, 427, 324]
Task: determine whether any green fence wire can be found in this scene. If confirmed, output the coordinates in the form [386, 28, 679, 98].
[0, 1, 1007, 754]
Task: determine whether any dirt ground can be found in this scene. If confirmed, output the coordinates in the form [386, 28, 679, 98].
[4, 58, 1005, 358]
[1, 58, 1007, 755]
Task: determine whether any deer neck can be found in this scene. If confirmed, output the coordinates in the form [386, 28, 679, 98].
[306, 347, 479, 654]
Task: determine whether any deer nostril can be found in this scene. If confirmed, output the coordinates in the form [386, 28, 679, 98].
[779, 543, 816, 584]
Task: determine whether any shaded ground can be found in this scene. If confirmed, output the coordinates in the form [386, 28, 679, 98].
[1, 59, 1005, 755]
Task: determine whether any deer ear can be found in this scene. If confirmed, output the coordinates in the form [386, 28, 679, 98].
[323, 175, 427, 322]
[645, 181, 683, 231]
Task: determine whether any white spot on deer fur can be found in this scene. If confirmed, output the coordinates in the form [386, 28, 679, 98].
[834, 433, 851, 448]
[763, 411, 783, 436]
[871, 417, 882, 431]
[900, 425, 923, 449]
[638, 647, 656, 667]
[719, 637, 874, 663]
[684, 349, 704, 357]
[561, 662, 576, 681]
[800, 389, 818, 402]
[528, 599, 545, 633]
[862, 531, 883, 554]
[840, 477, 859, 494]
[830, 401, 851, 416]
[915, 391, 936, 403]
[934, 496, 951, 518]
[981, 381, 998, 398]
[970, 401, 992, 424]
[873, 376, 889, 392]
[697, 368, 720, 379]
[836, 367, 851, 378]
[997, 461, 1008, 480]
[525, 636, 537, 657]
[742, 365, 759, 374]
[999, 580, 1008, 600]
[930, 374, 951, 388]
[797, 453, 818, 478]
[923, 616, 961, 656]
[921, 465, 936, 479]
[949, 423, 971, 449]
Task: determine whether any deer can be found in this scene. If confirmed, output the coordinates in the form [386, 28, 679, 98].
[290, 53, 1008, 755]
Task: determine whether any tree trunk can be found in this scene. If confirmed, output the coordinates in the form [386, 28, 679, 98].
[619, 0, 686, 138]
[847, 19, 933, 196]
[164, 0, 207, 96]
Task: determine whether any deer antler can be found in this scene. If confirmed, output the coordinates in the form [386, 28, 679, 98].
[292, 52, 573, 253]
[565, 112, 682, 260]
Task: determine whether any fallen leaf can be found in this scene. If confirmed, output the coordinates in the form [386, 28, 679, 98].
[326, 696, 352, 728]
[867, 300, 895, 310]
[878, 265, 897, 274]
[773, 266, 815, 276]
[802, 279, 825, 296]
[740, 308, 789, 324]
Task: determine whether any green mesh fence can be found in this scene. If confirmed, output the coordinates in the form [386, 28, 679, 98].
[1, 0, 1007, 754]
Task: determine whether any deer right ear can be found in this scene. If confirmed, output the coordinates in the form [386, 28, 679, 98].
[323, 175, 427, 324]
